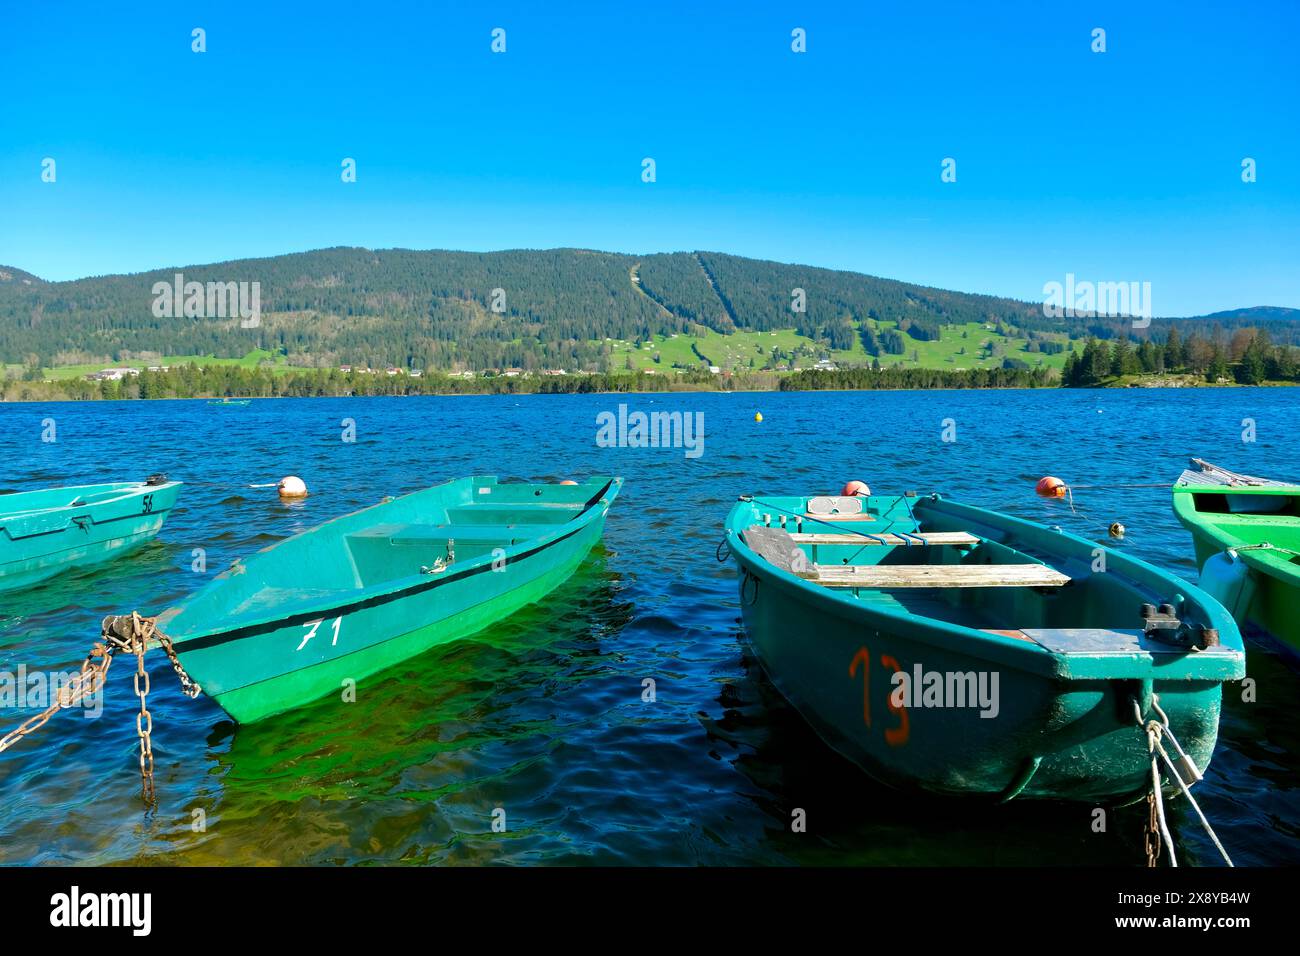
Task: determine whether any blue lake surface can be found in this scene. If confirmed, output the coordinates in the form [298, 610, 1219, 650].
[0, 388, 1297, 865]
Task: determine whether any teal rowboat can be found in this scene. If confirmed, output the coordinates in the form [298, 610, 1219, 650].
[0, 477, 182, 592]
[156, 475, 621, 723]
[1173, 458, 1300, 653]
[724, 491, 1244, 804]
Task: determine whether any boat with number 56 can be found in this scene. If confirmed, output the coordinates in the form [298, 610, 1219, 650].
[723, 490, 1245, 804]
[155, 475, 621, 723]
[0, 476, 182, 592]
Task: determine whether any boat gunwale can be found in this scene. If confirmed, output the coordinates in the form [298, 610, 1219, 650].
[0, 480, 183, 525]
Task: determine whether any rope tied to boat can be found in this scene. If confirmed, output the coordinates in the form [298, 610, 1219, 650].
[1224, 541, 1300, 559]
[1132, 697, 1234, 868]
[0, 611, 202, 809]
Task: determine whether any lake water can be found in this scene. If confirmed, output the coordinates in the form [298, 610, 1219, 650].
[0, 388, 1297, 866]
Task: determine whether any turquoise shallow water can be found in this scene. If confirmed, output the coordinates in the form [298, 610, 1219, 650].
[0, 388, 1297, 866]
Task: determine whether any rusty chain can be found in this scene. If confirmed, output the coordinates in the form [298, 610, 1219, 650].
[133, 635, 156, 806]
[1145, 789, 1162, 867]
[0, 611, 202, 807]
[0, 643, 115, 753]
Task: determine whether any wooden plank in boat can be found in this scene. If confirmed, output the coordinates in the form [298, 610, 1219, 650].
[1176, 458, 1292, 488]
[1020, 628, 1236, 656]
[813, 563, 1070, 589]
[803, 512, 876, 521]
[790, 531, 979, 546]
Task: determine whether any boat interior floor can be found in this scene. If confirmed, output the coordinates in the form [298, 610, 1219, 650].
[340, 501, 587, 588]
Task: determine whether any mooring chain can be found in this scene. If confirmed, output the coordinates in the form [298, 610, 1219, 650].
[0, 643, 115, 754]
[1132, 696, 1234, 868]
[133, 635, 156, 806]
[1144, 788, 1162, 868]
[154, 628, 202, 699]
[0, 611, 203, 807]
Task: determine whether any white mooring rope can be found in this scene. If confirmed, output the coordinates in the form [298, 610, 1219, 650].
[1134, 697, 1234, 867]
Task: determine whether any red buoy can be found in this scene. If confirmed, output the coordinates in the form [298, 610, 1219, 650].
[1036, 476, 1067, 499]
[841, 480, 871, 497]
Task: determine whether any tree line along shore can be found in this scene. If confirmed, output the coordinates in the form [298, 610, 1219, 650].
[3, 327, 1297, 403]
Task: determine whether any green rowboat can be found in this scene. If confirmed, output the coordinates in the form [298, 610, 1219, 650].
[0, 477, 182, 592]
[1173, 458, 1300, 653]
[724, 491, 1244, 804]
[156, 475, 621, 723]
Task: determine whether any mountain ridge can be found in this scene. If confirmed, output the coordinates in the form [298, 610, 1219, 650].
[1, 247, 1295, 372]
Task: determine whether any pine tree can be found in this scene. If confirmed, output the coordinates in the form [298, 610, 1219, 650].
[1164, 325, 1184, 370]
[1206, 346, 1229, 383]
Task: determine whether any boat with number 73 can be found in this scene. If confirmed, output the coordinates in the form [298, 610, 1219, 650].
[723, 489, 1245, 804]
[152, 475, 621, 723]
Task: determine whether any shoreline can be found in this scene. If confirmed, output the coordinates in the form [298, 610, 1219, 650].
[0, 379, 1290, 405]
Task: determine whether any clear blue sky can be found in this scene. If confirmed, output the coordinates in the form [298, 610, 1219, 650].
[2, 0, 1296, 315]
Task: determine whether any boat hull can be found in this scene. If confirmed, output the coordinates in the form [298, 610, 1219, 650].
[1185, 527, 1300, 651]
[164, 478, 617, 723]
[736, 564, 1224, 804]
[0, 481, 182, 593]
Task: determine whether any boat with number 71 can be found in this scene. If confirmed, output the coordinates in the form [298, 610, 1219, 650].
[723, 489, 1245, 804]
[153, 475, 621, 723]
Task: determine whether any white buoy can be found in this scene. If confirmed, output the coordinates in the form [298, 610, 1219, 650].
[277, 476, 308, 499]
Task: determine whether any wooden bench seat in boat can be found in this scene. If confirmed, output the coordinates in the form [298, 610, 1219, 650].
[812, 563, 1070, 589]
[789, 531, 980, 546]
[743, 524, 1069, 590]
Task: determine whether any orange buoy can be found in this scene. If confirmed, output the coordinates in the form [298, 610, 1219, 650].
[277, 476, 309, 499]
[560, 479, 578, 486]
[841, 480, 871, 497]
[1036, 476, 1067, 499]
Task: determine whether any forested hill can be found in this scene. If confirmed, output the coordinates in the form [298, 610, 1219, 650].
[0, 266, 44, 286]
[0, 247, 1295, 373]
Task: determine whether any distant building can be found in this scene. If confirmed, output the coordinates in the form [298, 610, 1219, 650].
[503, 367, 524, 377]
[86, 367, 140, 382]
[339, 364, 353, 373]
